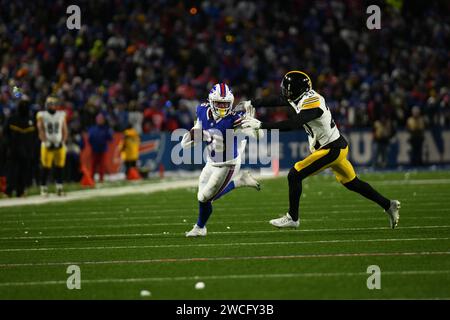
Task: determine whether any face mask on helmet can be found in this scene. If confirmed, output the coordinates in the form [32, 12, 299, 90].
[208, 83, 234, 118]
[211, 101, 233, 117]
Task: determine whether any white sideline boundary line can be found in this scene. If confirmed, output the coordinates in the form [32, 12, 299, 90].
[1, 270, 450, 287]
[1, 225, 450, 241]
[0, 237, 448, 253]
[0, 251, 449, 268]
[0, 179, 199, 208]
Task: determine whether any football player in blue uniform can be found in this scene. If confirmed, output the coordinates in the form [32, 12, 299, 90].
[181, 83, 261, 237]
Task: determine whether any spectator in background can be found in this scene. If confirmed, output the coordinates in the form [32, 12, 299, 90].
[0, 0, 448, 170]
[88, 113, 112, 182]
[176, 102, 195, 130]
[143, 104, 165, 133]
[121, 123, 141, 180]
[372, 116, 395, 168]
[407, 106, 426, 166]
[4, 99, 37, 197]
[127, 101, 143, 135]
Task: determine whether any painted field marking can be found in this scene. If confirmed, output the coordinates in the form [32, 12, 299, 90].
[1, 208, 450, 225]
[1, 177, 450, 208]
[1, 269, 450, 287]
[2, 198, 448, 220]
[0, 251, 449, 268]
[0, 237, 448, 253]
[1, 225, 450, 241]
[3, 216, 450, 232]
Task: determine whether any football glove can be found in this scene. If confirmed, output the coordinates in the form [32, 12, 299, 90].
[240, 117, 262, 130]
[236, 100, 255, 118]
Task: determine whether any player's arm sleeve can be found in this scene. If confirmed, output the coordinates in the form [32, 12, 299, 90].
[260, 108, 324, 131]
[252, 96, 290, 108]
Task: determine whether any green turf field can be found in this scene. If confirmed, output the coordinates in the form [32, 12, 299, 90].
[1, 170, 449, 299]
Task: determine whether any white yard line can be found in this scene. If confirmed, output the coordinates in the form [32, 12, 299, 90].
[1, 200, 449, 219]
[2, 208, 450, 223]
[1, 270, 450, 287]
[0, 251, 449, 268]
[0, 237, 448, 253]
[1, 217, 449, 231]
[1, 225, 449, 241]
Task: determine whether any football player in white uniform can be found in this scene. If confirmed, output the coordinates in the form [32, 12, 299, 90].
[182, 83, 261, 237]
[240, 71, 400, 229]
[36, 95, 68, 196]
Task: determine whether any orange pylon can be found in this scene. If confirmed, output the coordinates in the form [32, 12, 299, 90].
[80, 165, 95, 187]
[127, 167, 141, 180]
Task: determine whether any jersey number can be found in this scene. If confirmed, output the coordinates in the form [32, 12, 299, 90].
[46, 122, 59, 135]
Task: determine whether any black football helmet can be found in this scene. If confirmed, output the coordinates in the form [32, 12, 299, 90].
[281, 71, 312, 102]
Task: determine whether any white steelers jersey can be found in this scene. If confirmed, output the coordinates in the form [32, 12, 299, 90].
[37, 110, 66, 144]
[290, 90, 340, 152]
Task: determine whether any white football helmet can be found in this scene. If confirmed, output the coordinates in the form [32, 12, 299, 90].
[208, 83, 234, 118]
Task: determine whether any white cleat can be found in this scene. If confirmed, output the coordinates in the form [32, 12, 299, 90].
[40, 186, 48, 197]
[386, 200, 401, 229]
[270, 213, 300, 228]
[185, 224, 207, 237]
[239, 171, 261, 191]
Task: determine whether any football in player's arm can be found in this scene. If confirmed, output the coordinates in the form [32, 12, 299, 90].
[238, 71, 401, 229]
[36, 95, 68, 196]
[181, 83, 261, 237]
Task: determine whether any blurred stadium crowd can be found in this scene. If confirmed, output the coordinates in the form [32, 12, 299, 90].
[0, 0, 449, 194]
[1, 0, 449, 131]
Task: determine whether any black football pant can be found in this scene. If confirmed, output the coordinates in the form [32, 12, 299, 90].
[6, 156, 31, 197]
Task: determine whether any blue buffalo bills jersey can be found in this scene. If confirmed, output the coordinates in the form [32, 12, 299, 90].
[196, 103, 244, 163]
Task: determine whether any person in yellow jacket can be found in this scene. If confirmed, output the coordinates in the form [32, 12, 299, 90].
[121, 124, 141, 178]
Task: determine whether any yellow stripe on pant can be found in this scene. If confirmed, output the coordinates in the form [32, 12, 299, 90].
[293, 146, 356, 184]
[40, 144, 67, 168]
